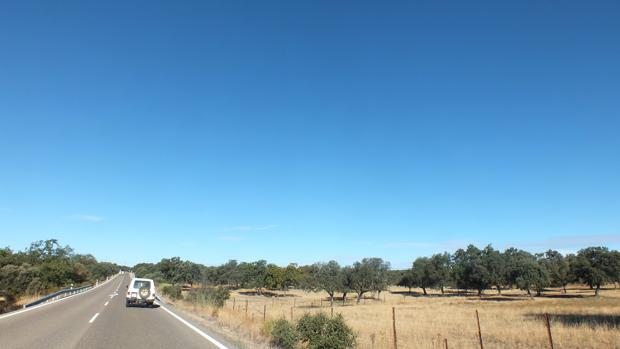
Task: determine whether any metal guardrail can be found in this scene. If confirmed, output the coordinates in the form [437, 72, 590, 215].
[23, 284, 93, 308]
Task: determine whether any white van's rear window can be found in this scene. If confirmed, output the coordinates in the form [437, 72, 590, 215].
[133, 280, 151, 288]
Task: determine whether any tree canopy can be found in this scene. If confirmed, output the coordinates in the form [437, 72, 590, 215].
[0, 239, 125, 313]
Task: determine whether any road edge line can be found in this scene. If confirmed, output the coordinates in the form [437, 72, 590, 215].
[156, 302, 229, 349]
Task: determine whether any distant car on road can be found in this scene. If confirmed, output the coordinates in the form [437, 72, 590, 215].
[126, 278, 156, 307]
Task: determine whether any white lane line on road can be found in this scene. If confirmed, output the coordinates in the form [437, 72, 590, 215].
[89, 313, 100, 324]
[0, 273, 122, 321]
[156, 302, 229, 349]
[113, 279, 124, 296]
[104, 301, 109, 306]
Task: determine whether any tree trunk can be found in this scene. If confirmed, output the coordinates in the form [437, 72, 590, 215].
[595, 284, 601, 297]
[562, 285, 567, 293]
[422, 287, 427, 295]
[496, 285, 502, 294]
[440, 285, 444, 295]
[526, 288, 532, 297]
[356, 292, 364, 304]
[329, 292, 334, 307]
[342, 292, 347, 304]
[536, 288, 542, 297]
[408, 286, 412, 293]
[477, 288, 483, 296]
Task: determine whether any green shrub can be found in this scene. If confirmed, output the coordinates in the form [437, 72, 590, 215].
[297, 313, 357, 349]
[187, 286, 230, 308]
[270, 318, 299, 349]
[161, 285, 183, 300]
[26, 277, 43, 296]
[204, 286, 230, 308]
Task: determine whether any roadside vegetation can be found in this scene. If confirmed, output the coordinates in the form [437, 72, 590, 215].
[0, 239, 125, 313]
[3, 240, 618, 347]
[135, 245, 620, 300]
[268, 313, 356, 349]
[134, 244, 620, 348]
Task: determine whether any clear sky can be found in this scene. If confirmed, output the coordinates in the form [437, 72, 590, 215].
[1, 1, 619, 268]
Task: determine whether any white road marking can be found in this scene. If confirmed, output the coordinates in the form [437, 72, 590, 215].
[89, 313, 99, 323]
[104, 301, 109, 306]
[156, 302, 229, 349]
[0, 274, 122, 321]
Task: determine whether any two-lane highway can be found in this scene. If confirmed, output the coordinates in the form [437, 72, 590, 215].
[0, 273, 234, 349]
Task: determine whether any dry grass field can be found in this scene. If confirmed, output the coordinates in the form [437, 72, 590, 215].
[168, 285, 620, 349]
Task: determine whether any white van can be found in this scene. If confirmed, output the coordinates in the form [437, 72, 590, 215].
[126, 277, 156, 307]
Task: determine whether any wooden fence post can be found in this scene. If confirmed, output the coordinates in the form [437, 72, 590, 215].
[245, 300, 248, 319]
[392, 307, 398, 349]
[290, 306, 293, 321]
[444, 338, 448, 349]
[476, 309, 484, 349]
[545, 313, 554, 349]
[263, 304, 266, 322]
[331, 304, 334, 318]
[233, 297, 236, 310]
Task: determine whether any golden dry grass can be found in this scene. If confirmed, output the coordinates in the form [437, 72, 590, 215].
[169, 285, 620, 349]
[15, 295, 38, 307]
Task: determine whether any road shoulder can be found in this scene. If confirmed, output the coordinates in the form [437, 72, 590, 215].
[155, 295, 261, 349]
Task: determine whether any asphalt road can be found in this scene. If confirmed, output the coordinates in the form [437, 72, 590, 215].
[0, 273, 234, 349]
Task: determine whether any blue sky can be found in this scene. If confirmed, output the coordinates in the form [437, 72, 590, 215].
[1, 1, 619, 268]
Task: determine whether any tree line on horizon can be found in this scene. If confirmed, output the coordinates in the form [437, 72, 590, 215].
[133, 244, 620, 303]
[0, 239, 125, 313]
[397, 245, 620, 297]
[3, 239, 619, 314]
